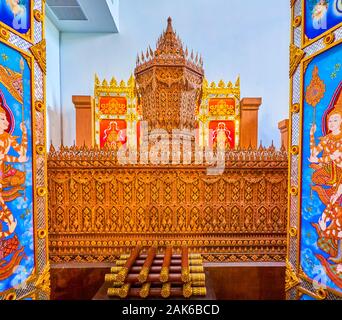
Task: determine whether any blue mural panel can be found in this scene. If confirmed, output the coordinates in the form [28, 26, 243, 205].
[0, 41, 34, 293]
[0, 0, 31, 36]
[300, 42, 342, 294]
[305, 0, 342, 40]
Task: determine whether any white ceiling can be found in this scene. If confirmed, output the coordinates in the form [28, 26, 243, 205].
[46, 0, 119, 33]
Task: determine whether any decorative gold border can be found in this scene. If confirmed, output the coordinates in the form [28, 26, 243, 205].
[301, 0, 342, 49]
[0, 0, 35, 44]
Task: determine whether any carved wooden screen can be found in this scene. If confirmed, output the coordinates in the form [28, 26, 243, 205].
[0, 0, 49, 300]
[287, 0, 342, 300]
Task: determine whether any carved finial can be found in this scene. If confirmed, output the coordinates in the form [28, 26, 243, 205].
[227, 81, 233, 88]
[149, 46, 154, 58]
[235, 76, 240, 87]
[95, 74, 100, 86]
[128, 74, 134, 86]
[146, 48, 149, 59]
[248, 140, 253, 151]
[191, 50, 194, 60]
[195, 53, 198, 64]
[141, 52, 145, 62]
[49, 143, 55, 153]
[280, 143, 286, 152]
[258, 140, 264, 151]
[102, 79, 108, 87]
[136, 54, 140, 65]
[166, 17, 173, 33]
[110, 77, 117, 87]
[185, 47, 188, 57]
[218, 80, 225, 88]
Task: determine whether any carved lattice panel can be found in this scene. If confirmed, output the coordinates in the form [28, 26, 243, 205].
[47, 150, 287, 264]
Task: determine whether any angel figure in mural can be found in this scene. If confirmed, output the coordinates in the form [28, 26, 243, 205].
[103, 121, 126, 150]
[212, 122, 232, 151]
[312, 0, 329, 29]
[310, 101, 342, 269]
[5, 0, 26, 17]
[0, 92, 28, 280]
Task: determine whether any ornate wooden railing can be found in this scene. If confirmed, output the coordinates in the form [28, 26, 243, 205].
[47, 145, 288, 263]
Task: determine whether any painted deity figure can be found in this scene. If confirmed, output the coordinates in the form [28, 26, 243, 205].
[0, 93, 28, 282]
[5, 0, 26, 17]
[310, 108, 342, 268]
[103, 121, 126, 150]
[312, 0, 329, 29]
[0, 100, 27, 237]
[212, 122, 232, 151]
[5, 0, 28, 32]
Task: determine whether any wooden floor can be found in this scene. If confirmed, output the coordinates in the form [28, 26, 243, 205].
[50, 264, 285, 300]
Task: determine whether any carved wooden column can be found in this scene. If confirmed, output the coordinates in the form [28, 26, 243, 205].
[278, 119, 289, 151]
[73, 95, 94, 147]
[240, 98, 262, 149]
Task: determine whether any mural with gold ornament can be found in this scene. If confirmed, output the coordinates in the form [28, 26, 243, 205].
[94, 76, 240, 150]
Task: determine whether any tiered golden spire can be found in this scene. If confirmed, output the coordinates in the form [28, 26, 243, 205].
[136, 17, 203, 70]
[155, 17, 184, 57]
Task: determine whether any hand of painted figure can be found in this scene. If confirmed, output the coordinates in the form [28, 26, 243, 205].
[18, 154, 28, 163]
[18, 151, 28, 163]
[310, 124, 317, 136]
[330, 150, 342, 161]
[337, 265, 342, 274]
[8, 216, 17, 234]
[319, 217, 327, 231]
[20, 121, 27, 134]
[331, 184, 342, 205]
[308, 155, 319, 163]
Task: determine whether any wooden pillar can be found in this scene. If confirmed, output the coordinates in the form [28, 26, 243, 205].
[73, 95, 94, 147]
[240, 98, 262, 149]
[278, 119, 289, 151]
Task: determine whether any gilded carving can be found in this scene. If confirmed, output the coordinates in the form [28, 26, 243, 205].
[285, 259, 300, 291]
[29, 39, 46, 74]
[34, 264, 51, 297]
[0, 28, 10, 41]
[323, 33, 335, 46]
[290, 44, 305, 77]
[47, 144, 288, 262]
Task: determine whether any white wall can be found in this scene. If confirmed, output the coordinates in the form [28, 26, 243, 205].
[46, 16, 61, 148]
[57, 0, 290, 147]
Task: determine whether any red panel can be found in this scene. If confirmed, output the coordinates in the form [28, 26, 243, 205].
[209, 120, 235, 149]
[100, 119, 127, 149]
[99, 96, 127, 115]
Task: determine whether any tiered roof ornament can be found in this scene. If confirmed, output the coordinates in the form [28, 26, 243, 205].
[135, 17, 204, 133]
